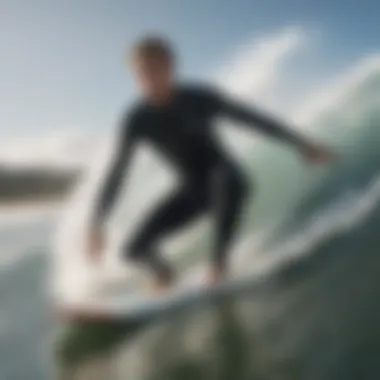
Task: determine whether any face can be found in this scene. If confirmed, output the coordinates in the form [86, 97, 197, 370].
[131, 54, 174, 104]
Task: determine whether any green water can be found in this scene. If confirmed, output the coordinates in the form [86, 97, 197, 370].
[55, 196, 380, 379]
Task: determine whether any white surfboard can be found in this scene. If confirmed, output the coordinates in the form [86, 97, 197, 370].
[57, 268, 262, 322]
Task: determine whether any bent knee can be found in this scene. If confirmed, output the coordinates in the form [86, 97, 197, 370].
[123, 238, 149, 262]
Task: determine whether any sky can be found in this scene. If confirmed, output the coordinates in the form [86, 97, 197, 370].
[1, 0, 380, 141]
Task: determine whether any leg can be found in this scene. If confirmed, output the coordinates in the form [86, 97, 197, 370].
[212, 165, 251, 272]
[123, 184, 209, 282]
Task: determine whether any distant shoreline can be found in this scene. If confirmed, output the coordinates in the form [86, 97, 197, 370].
[0, 196, 65, 210]
[0, 166, 81, 209]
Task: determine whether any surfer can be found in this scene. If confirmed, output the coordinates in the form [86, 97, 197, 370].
[87, 35, 334, 292]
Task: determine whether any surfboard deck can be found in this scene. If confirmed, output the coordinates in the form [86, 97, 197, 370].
[56, 271, 261, 322]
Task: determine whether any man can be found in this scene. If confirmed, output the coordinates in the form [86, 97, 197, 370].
[88, 36, 333, 292]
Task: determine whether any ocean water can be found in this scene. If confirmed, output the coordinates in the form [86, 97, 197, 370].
[1, 57, 380, 380]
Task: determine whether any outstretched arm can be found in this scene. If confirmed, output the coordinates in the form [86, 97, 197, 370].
[216, 92, 308, 149]
[204, 87, 334, 163]
[92, 123, 137, 228]
[88, 115, 138, 262]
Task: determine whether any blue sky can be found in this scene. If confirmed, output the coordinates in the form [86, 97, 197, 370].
[1, 0, 380, 138]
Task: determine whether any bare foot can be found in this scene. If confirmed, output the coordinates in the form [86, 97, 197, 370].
[146, 273, 176, 295]
[207, 265, 227, 286]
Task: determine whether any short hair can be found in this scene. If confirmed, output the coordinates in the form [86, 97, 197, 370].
[131, 35, 175, 64]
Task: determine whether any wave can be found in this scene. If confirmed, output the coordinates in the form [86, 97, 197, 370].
[52, 34, 380, 302]
[241, 175, 380, 276]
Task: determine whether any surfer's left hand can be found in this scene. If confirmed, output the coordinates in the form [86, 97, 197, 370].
[87, 224, 106, 263]
[300, 142, 336, 164]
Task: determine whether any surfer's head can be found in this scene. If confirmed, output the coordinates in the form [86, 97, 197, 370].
[129, 35, 175, 104]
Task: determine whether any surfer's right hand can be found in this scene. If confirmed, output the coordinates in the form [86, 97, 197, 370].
[207, 263, 227, 286]
[87, 225, 106, 263]
[299, 142, 336, 164]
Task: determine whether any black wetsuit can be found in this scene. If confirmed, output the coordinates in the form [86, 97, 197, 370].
[93, 84, 306, 278]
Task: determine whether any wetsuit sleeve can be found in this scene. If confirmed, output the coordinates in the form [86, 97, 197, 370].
[205, 87, 308, 149]
[92, 113, 139, 226]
